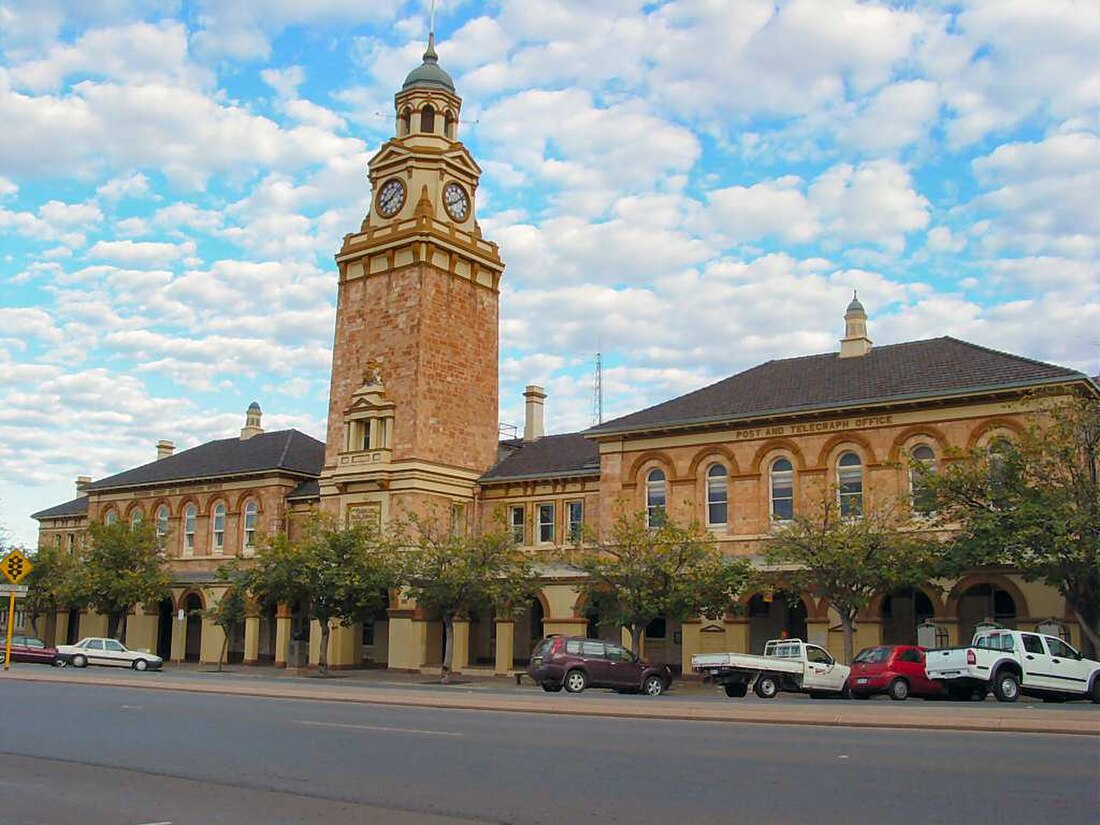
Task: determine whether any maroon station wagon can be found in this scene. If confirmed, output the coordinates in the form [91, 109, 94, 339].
[528, 635, 673, 696]
[0, 635, 61, 666]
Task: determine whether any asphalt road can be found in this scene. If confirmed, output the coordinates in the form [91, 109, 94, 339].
[1, 682, 1097, 825]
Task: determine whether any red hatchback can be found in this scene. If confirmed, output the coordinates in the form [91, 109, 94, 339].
[848, 645, 945, 700]
[0, 635, 61, 666]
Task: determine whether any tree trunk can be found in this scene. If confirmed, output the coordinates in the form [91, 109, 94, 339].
[839, 612, 855, 665]
[630, 622, 644, 655]
[114, 611, 128, 643]
[218, 632, 228, 672]
[318, 620, 330, 677]
[441, 614, 454, 684]
[1072, 606, 1100, 658]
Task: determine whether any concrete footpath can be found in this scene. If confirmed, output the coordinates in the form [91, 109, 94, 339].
[4, 666, 1098, 737]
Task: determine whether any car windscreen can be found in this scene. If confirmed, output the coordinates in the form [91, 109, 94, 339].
[853, 647, 890, 664]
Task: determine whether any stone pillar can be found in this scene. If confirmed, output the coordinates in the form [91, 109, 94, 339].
[82, 611, 109, 638]
[274, 603, 291, 668]
[855, 618, 882, 651]
[200, 618, 225, 665]
[54, 610, 70, 646]
[941, 617, 960, 647]
[450, 619, 470, 673]
[327, 624, 361, 669]
[385, 609, 419, 671]
[542, 618, 587, 637]
[126, 606, 158, 653]
[724, 618, 751, 653]
[244, 614, 260, 665]
[494, 620, 515, 674]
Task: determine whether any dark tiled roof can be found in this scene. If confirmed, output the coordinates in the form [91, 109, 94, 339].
[589, 337, 1086, 436]
[83, 429, 324, 492]
[287, 479, 320, 500]
[31, 496, 89, 520]
[480, 432, 599, 482]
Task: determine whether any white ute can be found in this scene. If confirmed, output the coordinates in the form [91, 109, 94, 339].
[692, 638, 851, 699]
[924, 629, 1100, 703]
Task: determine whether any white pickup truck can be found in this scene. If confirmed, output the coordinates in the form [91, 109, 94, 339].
[692, 639, 851, 699]
[924, 629, 1100, 703]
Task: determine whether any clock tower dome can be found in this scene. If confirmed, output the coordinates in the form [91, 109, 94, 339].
[319, 34, 504, 526]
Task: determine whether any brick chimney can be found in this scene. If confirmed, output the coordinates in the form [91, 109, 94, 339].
[75, 476, 92, 497]
[523, 385, 546, 442]
[156, 440, 175, 459]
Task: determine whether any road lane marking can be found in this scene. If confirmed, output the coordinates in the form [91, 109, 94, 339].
[293, 720, 462, 737]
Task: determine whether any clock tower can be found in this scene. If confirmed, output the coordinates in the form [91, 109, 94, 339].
[319, 34, 504, 527]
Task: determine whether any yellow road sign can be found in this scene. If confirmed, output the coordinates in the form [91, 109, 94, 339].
[1, 549, 32, 585]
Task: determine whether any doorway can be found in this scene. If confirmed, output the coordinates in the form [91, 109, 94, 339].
[156, 598, 174, 660]
[184, 593, 203, 662]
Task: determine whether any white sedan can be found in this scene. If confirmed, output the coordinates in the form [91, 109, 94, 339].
[56, 637, 163, 671]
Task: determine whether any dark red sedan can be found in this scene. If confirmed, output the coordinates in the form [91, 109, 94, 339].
[848, 644, 945, 700]
[0, 635, 61, 666]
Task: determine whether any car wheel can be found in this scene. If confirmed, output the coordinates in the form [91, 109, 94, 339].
[888, 678, 910, 701]
[724, 683, 748, 698]
[133, 659, 148, 672]
[992, 670, 1020, 703]
[754, 674, 779, 699]
[72, 654, 87, 668]
[642, 675, 665, 697]
[563, 669, 587, 694]
[850, 691, 870, 700]
[0, 651, 5, 664]
[541, 682, 562, 692]
[1090, 678, 1100, 705]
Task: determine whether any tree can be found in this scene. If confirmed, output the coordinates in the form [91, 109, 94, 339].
[566, 512, 752, 655]
[762, 492, 940, 664]
[922, 394, 1100, 654]
[75, 522, 172, 642]
[399, 516, 538, 683]
[245, 513, 398, 676]
[205, 565, 249, 672]
[23, 543, 81, 638]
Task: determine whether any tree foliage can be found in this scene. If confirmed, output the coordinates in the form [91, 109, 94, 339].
[75, 522, 172, 642]
[245, 513, 398, 675]
[762, 492, 940, 664]
[566, 512, 751, 655]
[205, 564, 249, 672]
[24, 543, 81, 637]
[399, 515, 539, 683]
[922, 393, 1100, 654]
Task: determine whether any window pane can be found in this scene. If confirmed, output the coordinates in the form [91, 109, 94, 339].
[538, 503, 554, 543]
[707, 464, 728, 525]
[770, 459, 794, 521]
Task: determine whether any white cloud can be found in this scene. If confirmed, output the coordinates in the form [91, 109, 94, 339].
[0, 176, 17, 197]
[87, 239, 195, 266]
[96, 171, 150, 200]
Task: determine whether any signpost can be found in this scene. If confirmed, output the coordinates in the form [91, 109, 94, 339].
[2, 549, 33, 672]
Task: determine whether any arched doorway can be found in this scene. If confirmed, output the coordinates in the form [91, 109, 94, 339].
[156, 598, 174, 660]
[509, 598, 545, 666]
[258, 603, 277, 662]
[184, 593, 203, 662]
[66, 609, 81, 644]
[957, 584, 1017, 644]
[881, 588, 935, 646]
[748, 593, 808, 653]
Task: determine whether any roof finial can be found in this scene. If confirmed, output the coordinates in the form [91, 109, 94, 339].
[424, 0, 437, 61]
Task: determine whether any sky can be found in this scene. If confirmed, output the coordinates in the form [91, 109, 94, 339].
[1, 0, 1098, 547]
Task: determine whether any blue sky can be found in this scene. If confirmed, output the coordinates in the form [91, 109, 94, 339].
[2, 0, 1098, 546]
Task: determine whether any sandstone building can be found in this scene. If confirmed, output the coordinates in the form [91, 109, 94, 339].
[32, 39, 1098, 673]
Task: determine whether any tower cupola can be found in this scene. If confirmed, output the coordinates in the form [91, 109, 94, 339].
[839, 292, 873, 358]
[241, 401, 264, 440]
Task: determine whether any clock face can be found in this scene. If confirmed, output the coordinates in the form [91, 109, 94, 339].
[442, 182, 470, 221]
[376, 178, 406, 218]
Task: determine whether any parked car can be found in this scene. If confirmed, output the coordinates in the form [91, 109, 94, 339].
[0, 635, 61, 666]
[848, 645, 946, 700]
[528, 635, 673, 696]
[692, 638, 850, 699]
[55, 637, 163, 671]
[925, 629, 1100, 703]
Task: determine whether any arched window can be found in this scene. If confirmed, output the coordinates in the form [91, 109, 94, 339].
[129, 509, 143, 528]
[211, 502, 226, 554]
[769, 458, 794, 521]
[103, 509, 118, 526]
[243, 501, 258, 550]
[837, 452, 863, 518]
[155, 506, 169, 541]
[420, 104, 435, 133]
[909, 444, 936, 514]
[646, 469, 666, 527]
[706, 464, 728, 527]
[183, 504, 196, 555]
